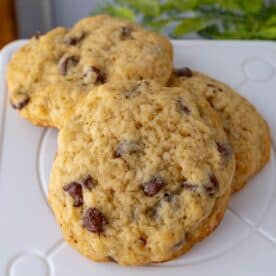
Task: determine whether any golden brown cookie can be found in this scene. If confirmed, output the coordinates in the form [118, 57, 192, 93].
[7, 15, 173, 128]
[48, 80, 235, 265]
[169, 69, 271, 192]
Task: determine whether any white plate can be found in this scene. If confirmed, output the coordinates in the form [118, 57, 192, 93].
[0, 40, 276, 276]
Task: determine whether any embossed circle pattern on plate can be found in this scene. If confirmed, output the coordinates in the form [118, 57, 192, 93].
[38, 128, 58, 199]
[243, 58, 274, 82]
[8, 253, 50, 276]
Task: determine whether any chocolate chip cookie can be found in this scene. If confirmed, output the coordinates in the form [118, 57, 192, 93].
[169, 69, 271, 192]
[7, 15, 173, 128]
[48, 80, 235, 265]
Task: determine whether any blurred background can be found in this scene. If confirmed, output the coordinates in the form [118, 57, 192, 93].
[1, 0, 276, 49]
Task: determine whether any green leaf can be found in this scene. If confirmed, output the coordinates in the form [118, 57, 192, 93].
[238, 0, 263, 14]
[258, 26, 276, 39]
[200, 27, 253, 39]
[197, 0, 241, 10]
[264, 15, 276, 26]
[147, 19, 172, 31]
[161, 0, 198, 12]
[172, 17, 213, 36]
[123, 0, 160, 17]
[195, 0, 216, 5]
[93, 0, 276, 40]
[104, 6, 136, 20]
[259, 4, 276, 19]
[219, 0, 241, 10]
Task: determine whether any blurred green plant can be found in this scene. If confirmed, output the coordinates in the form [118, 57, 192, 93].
[93, 0, 276, 39]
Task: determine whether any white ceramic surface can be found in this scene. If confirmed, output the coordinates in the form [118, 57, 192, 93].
[0, 40, 275, 276]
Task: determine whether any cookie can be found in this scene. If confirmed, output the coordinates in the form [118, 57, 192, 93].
[7, 15, 173, 128]
[169, 69, 271, 192]
[48, 80, 235, 265]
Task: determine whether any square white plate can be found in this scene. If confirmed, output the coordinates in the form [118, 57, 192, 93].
[0, 40, 275, 276]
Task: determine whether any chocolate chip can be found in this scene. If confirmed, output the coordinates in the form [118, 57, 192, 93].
[174, 67, 193, 78]
[139, 237, 147, 245]
[206, 97, 215, 108]
[83, 207, 108, 234]
[11, 95, 30, 110]
[113, 143, 124, 158]
[59, 56, 79, 75]
[63, 182, 83, 207]
[91, 66, 106, 84]
[67, 32, 85, 45]
[181, 181, 198, 192]
[216, 142, 232, 161]
[120, 26, 132, 39]
[142, 176, 166, 196]
[207, 83, 215, 88]
[177, 97, 190, 114]
[164, 191, 172, 202]
[204, 174, 219, 196]
[107, 256, 117, 263]
[113, 147, 122, 158]
[33, 31, 41, 40]
[145, 206, 158, 219]
[114, 140, 143, 158]
[223, 127, 230, 136]
[83, 175, 96, 191]
[218, 88, 223, 92]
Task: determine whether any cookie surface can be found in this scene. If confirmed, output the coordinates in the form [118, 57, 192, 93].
[169, 69, 271, 192]
[48, 81, 235, 265]
[7, 15, 173, 128]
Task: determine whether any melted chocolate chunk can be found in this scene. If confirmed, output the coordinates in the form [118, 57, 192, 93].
[67, 32, 85, 45]
[91, 66, 106, 84]
[142, 176, 166, 196]
[120, 26, 132, 39]
[174, 67, 193, 78]
[204, 174, 219, 196]
[11, 95, 30, 110]
[83, 175, 96, 191]
[59, 56, 79, 75]
[177, 97, 190, 114]
[181, 181, 198, 192]
[63, 182, 83, 207]
[216, 142, 232, 161]
[83, 207, 108, 234]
